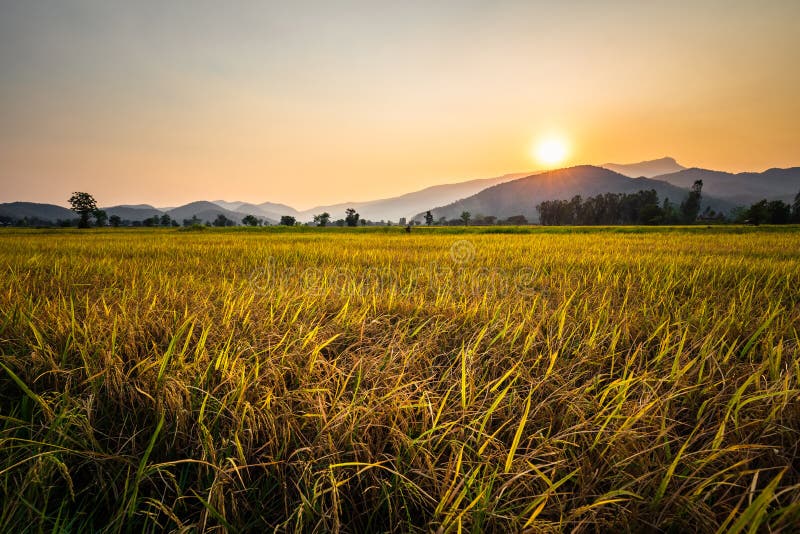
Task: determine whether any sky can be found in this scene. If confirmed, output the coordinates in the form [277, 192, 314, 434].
[1, 0, 798, 209]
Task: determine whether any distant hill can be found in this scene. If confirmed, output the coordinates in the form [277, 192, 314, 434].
[602, 157, 686, 178]
[212, 200, 246, 212]
[166, 201, 274, 224]
[652, 167, 800, 206]
[0, 202, 75, 223]
[0, 200, 275, 226]
[295, 172, 531, 222]
[213, 202, 299, 221]
[212, 200, 299, 221]
[103, 205, 164, 220]
[254, 201, 301, 219]
[421, 166, 734, 223]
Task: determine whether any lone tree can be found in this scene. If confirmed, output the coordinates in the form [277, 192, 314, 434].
[109, 215, 122, 227]
[279, 215, 296, 226]
[680, 180, 703, 223]
[460, 211, 471, 226]
[345, 208, 360, 227]
[160, 214, 172, 227]
[242, 214, 260, 226]
[313, 212, 330, 227]
[69, 192, 98, 228]
[425, 211, 434, 226]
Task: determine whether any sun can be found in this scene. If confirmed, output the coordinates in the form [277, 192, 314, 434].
[534, 137, 569, 167]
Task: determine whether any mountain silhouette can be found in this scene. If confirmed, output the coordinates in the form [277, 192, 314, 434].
[652, 167, 800, 205]
[419, 166, 734, 223]
[105, 204, 163, 220]
[212, 201, 300, 221]
[0, 202, 75, 222]
[602, 157, 686, 178]
[290, 172, 531, 222]
[165, 201, 274, 224]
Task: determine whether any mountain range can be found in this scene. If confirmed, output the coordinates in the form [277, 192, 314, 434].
[292, 172, 530, 222]
[648, 167, 800, 205]
[418, 165, 737, 223]
[2, 158, 798, 225]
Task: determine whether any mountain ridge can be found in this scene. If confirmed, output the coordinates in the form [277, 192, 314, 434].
[651, 167, 800, 205]
[601, 157, 686, 178]
[419, 165, 736, 223]
[209, 172, 532, 223]
[292, 172, 532, 222]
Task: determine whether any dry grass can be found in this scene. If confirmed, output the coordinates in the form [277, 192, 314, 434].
[0, 227, 799, 532]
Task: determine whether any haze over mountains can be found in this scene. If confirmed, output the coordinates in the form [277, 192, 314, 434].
[209, 172, 531, 222]
[601, 157, 686, 178]
[0, 202, 76, 223]
[292, 172, 530, 222]
[2, 158, 799, 225]
[651, 167, 800, 206]
[0, 171, 531, 225]
[211, 201, 300, 222]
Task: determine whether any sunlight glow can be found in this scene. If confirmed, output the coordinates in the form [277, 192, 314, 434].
[534, 137, 569, 167]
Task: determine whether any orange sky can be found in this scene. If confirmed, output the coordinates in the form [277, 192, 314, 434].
[1, 1, 798, 208]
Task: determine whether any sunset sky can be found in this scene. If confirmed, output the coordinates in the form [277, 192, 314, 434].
[1, 0, 798, 209]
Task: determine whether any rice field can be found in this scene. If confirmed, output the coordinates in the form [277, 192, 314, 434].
[1, 227, 799, 532]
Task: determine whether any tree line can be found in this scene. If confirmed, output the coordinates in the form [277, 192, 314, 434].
[537, 182, 800, 226]
[537, 181, 706, 225]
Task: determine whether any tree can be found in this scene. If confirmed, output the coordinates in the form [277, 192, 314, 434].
[746, 200, 769, 225]
[741, 199, 792, 225]
[69, 192, 98, 228]
[680, 180, 703, 223]
[160, 214, 172, 227]
[213, 214, 232, 227]
[345, 208, 359, 227]
[766, 200, 792, 224]
[504, 215, 528, 225]
[183, 215, 202, 227]
[279, 215, 296, 226]
[460, 211, 471, 226]
[242, 214, 260, 226]
[793, 191, 800, 223]
[661, 198, 679, 224]
[424, 211, 434, 226]
[313, 212, 330, 227]
[93, 209, 108, 227]
[109, 215, 122, 227]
